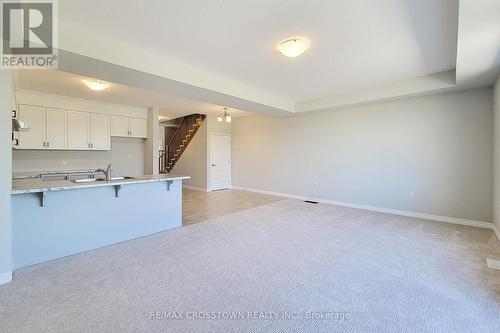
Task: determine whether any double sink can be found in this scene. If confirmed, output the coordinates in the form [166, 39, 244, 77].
[72, 176, 137, 183]
[13, 170, 138, 184]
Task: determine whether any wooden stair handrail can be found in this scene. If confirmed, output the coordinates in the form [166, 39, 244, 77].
[161, 114, 206, 173]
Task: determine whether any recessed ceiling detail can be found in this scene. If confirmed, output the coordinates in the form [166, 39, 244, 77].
[58, 0, 459, 101]
[15, 70, 254, 119]
[51, 1, 500, 116]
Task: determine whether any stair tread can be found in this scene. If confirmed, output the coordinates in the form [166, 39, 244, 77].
[163, 114, 205, 171]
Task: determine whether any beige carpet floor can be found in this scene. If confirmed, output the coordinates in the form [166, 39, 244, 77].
[1, 199, 500, 332]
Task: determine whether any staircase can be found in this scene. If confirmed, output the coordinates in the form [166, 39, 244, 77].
[162, 114, 205, 173]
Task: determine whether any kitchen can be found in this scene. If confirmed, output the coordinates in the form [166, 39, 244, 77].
[10, 70, 193, 270]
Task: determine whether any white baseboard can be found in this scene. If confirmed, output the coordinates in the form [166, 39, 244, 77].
[183, 185, 209, 192]
[0, 271, 12, 285]
[493, 225, 500, 242]
[486, 258, 500, 270]
[231, 186, 493, 230]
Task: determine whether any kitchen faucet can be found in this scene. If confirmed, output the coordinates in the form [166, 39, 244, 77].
[96, 163, 112, 182]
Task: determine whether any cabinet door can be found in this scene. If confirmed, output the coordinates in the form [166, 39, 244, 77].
[68, 111, 90, 150]
[46, 108, 67, 150]
[110, 115, 130, 137]
[129, 117, 147, 138]
[90, 113, 110, 150]
[18, 105, 46, 149]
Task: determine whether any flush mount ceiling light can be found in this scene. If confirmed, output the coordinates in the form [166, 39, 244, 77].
[277, 38, 310, 57]
[82, 79, 109, 91]
[217, 107, 231, 123]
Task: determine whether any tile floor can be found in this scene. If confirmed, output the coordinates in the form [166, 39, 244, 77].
[182, 187, 284, 225]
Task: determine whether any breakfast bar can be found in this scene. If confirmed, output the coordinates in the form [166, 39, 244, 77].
[11, 174, 190, 269]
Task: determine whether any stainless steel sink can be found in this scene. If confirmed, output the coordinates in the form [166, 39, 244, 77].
[72, 178, 101, 183]
[110, 176, 137, 181]
[72, 176, 137, 183]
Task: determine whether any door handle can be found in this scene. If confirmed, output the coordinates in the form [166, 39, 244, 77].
[211, 164, 216, 167]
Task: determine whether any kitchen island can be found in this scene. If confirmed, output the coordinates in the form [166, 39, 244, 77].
[11, 174, 189, 269]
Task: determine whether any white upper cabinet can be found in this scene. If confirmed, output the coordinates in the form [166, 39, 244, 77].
[110, 115, 129, 137]
[18, 105, 46, 150]
[18, 106, 70, 150]
[46, 108, 67, 150]
[129, 118, 147, 138]
[67, 111, 90, 150]
[90, 113, 110, 150]
[111, 116, 148, 138]
[67, 112, 110, 150]
[16, 101, 142, 151]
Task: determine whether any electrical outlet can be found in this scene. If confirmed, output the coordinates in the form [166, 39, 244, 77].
[128, 154, 132, 159]
[409, 191, 414, 199]
[62, 160, 67, 166]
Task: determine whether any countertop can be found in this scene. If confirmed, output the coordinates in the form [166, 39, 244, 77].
[12, 174, 190, 195]
[12, 169, 102, 180]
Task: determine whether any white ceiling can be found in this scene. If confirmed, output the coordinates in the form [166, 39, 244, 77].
[59, 0, 459, 102]
[15, 70, 253, 119]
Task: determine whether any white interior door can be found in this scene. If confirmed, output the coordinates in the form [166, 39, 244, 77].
[46, 108, 67, 150]
[210, 133, 231, 191]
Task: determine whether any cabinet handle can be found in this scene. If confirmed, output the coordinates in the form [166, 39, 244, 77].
[43, 142, 46, 147]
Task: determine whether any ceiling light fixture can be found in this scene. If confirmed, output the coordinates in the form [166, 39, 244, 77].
[277, 38, 310, 57]
[82, 79, 109, 91]
[217, 107, 231, 123]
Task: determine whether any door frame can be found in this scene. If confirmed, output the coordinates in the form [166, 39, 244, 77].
[208, 132, 231, 192]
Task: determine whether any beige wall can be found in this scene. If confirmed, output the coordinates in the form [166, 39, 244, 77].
[171, 115, 232, 190]
[13, 138, 145, 176]
[233, 89, 493, 223]
[171, 120, 208, 189]
[494, 76, 500, 231]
